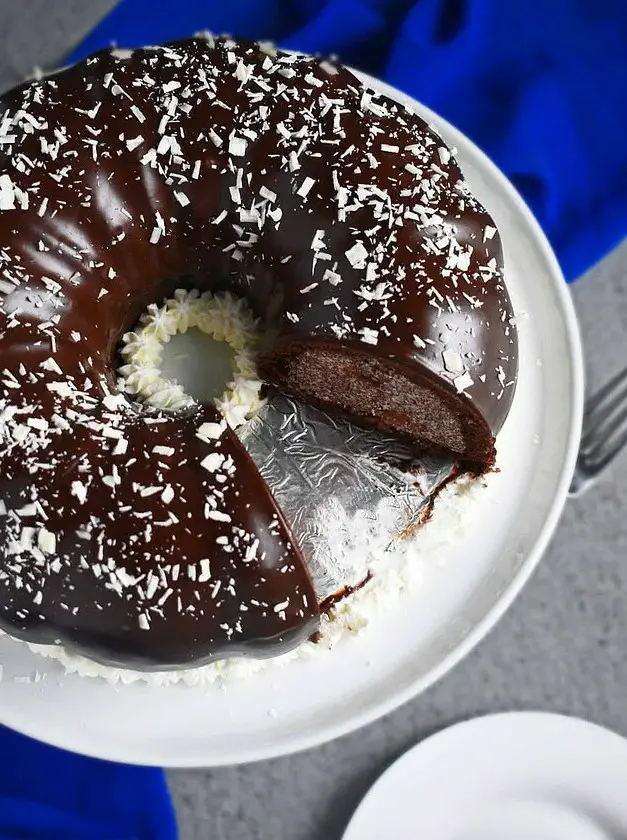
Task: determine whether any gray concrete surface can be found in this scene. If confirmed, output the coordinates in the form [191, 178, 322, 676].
[2, 3, 627, 839]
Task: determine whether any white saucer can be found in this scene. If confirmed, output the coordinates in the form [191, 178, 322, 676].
[343, 713, 627, 840]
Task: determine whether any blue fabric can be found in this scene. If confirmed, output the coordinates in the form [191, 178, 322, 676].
[0, 725, 177, 839]
[68, 0, 627, 281]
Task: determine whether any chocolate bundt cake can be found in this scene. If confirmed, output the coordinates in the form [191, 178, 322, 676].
[0, 36, 517, 669]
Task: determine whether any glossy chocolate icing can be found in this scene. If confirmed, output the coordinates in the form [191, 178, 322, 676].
[0, 35, 517, 668]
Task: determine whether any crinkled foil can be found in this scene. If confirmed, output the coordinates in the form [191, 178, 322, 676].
[237, 396, 454, 603]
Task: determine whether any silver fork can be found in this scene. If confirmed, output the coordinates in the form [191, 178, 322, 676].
[570, 366, 627, 496]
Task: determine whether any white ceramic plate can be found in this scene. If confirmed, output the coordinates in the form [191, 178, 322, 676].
[343, 713, 627, 840]
[0, 73, 583, 766]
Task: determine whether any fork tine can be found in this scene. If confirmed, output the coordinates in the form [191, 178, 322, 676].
[581, 366, 627, 449]
[580, 402, 627, 458]
[580, 402, 627, 456]
[585, 365, 627, 418]
[580, 404, 627, 456]
[585, 418, 627, 475]
[581, 388, 627, 464]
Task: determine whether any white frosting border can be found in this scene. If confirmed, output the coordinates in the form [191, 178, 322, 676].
[118, 288, 265, 428]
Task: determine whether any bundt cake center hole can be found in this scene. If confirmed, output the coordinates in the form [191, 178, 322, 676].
[160, 329, 235, 403]
[118, 290, 264, 427]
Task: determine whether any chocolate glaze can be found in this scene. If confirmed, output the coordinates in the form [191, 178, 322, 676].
[0, 36, 517, 668]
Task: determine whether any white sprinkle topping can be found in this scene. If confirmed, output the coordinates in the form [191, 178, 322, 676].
[197, 421, 225, 442]
[438, 146, 451, 165]
[207, 510, 231, 523]
[113, 439, 128, 456]
[454, 371, 474, 392]
[442, 349, 464, 373]
[201, 452, 225, 473]
[345, 242, 369, 269]
[208, 128, 223, 147]
[27, 417, 48, 430]
[229, 136, 247, 157]
[297, 177, 315, 198]
[0, 174, 16, 210]
[153, 445, 175, 456]
[174, 191, 190, 207]
[37, 528, 56, 554]
[41, 357, 62, 374]
[126, 136, 144, 151]
[323, 269, 342, 286]
[71, 481, 88, 504]
[304, 73, 323, 87]
[359, 327, 379, 345]
[130, 105, 145, 123]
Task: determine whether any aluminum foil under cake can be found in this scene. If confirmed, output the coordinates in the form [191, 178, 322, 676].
[237, 395, 455, 603]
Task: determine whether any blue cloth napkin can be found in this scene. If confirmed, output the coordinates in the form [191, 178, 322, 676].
[68, 0, 627, 281]
[0, 725, 177, 839]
